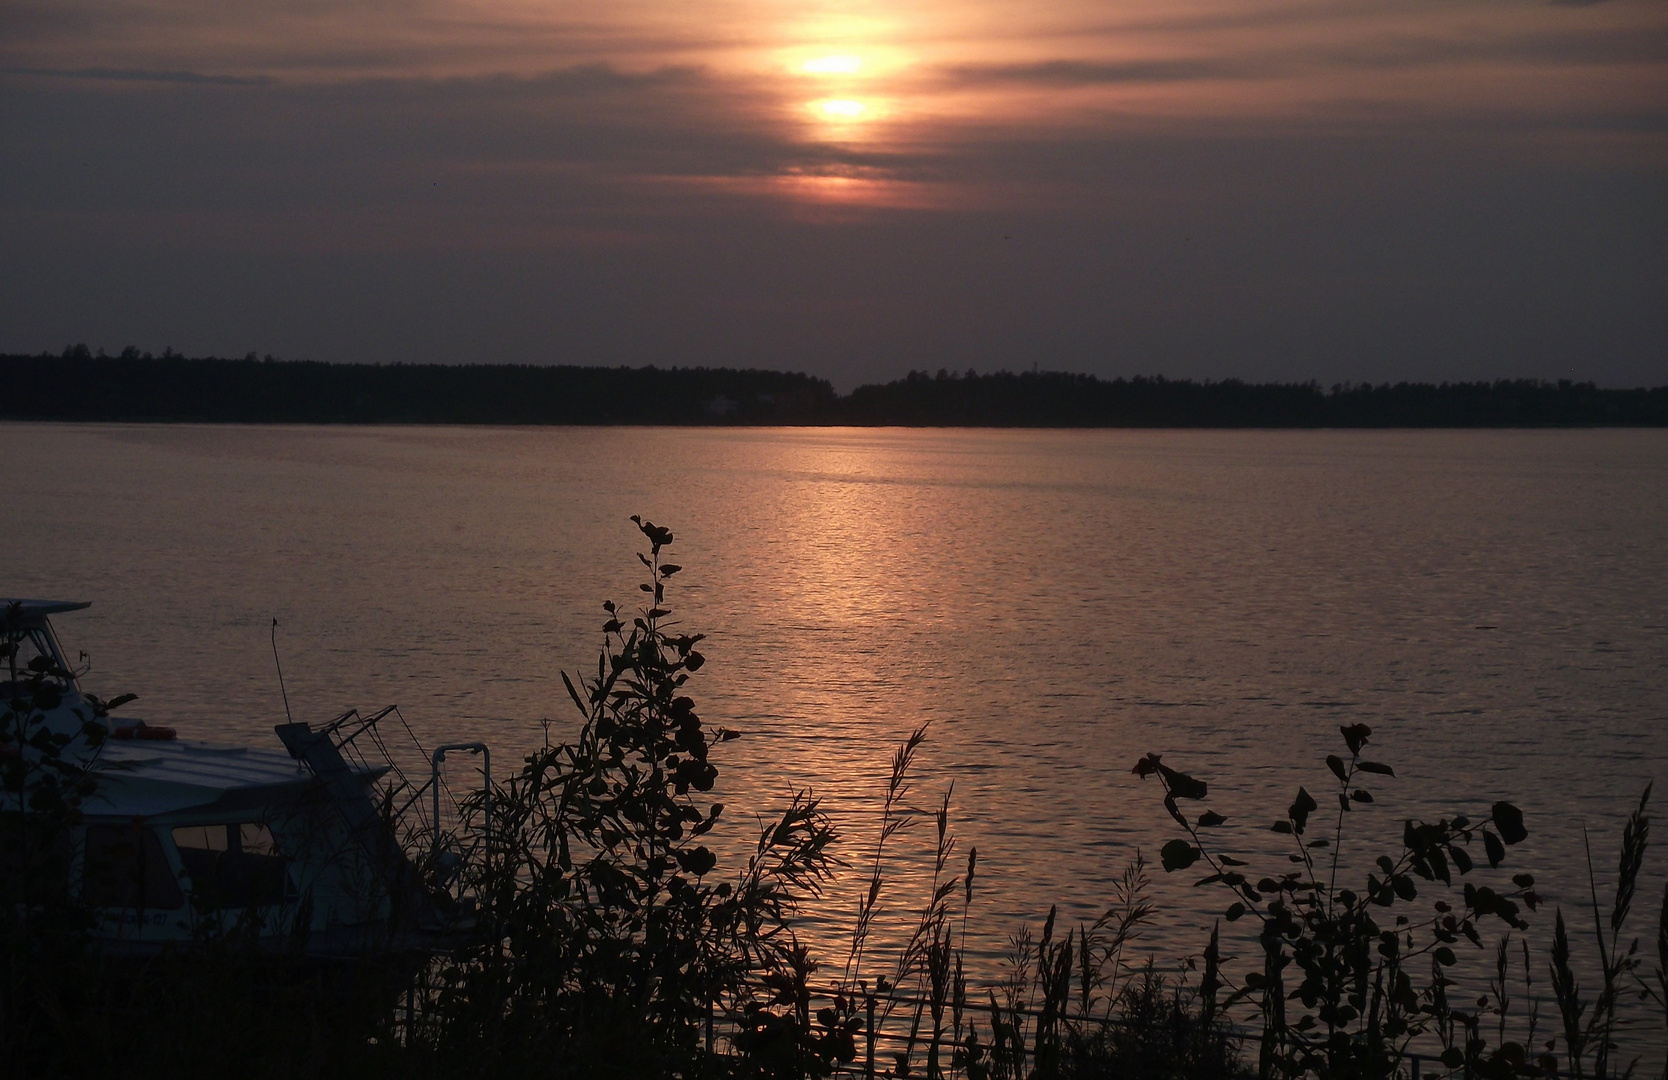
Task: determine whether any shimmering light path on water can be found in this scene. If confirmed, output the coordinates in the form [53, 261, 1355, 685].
[6, 423, 1666, 997]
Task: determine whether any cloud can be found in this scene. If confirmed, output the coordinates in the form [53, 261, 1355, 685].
[941, 58, 1249, 87]
[2, 53, 1661, 255]
[0, 65, 271, 85]
[933, 27, 1668, 92]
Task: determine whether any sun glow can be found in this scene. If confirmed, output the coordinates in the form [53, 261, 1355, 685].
[801, 55, 863, 75]
[814, 98, 867, 119]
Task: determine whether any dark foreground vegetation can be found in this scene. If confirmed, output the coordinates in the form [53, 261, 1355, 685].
[6, 349, 1666, 426]
[6, 522, 1668, 1079]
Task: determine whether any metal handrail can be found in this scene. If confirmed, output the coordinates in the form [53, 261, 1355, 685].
[431, 743, 490, 857]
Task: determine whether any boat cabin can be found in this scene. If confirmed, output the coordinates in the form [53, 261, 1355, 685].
[2, 599, 462, 958]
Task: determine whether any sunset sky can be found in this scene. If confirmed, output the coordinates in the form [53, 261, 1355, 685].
[3, 0, 1663, 388]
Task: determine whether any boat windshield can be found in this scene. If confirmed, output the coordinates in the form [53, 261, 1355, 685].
[173, 823, 291, 908]
[1, 628, 72, 693]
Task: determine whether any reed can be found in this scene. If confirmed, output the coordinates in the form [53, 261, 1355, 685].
[827, 718, 1245, 1080]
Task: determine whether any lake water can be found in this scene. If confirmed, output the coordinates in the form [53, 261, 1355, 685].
[6, 423, 1667, 1025]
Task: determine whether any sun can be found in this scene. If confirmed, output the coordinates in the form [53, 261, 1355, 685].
[813, 99, 867, 119]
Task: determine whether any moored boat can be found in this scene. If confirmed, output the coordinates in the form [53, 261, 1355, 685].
[1, 598, 485, 959]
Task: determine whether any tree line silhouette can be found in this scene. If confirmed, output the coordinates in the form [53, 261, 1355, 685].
[4, 348, 1664, 427]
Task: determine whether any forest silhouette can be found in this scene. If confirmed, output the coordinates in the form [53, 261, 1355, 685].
[5, 349, 1664, 427]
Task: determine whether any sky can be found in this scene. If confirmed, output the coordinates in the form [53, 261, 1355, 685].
[2, 0, 1664, 390]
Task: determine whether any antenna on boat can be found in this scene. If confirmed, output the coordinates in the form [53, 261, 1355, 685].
[271, 617, 294, 726]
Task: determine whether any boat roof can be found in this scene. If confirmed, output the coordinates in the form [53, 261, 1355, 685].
[85, 738, 385, 819]
[1, 599, 91, 625]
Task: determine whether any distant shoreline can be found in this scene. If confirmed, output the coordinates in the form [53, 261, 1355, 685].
[4, 352, 1665, 428]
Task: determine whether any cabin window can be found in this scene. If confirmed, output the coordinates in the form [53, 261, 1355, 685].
[172, 823, 291, 908]
[83, 825, 185, 910]
[1, 629, 71, 693]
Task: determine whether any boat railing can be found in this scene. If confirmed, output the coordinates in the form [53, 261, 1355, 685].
[428, 742, 490, 896]
[286, 705, 492, 916]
